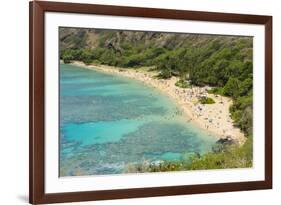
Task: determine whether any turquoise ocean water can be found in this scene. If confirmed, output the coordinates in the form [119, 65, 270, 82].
[59, 64, 217, 176]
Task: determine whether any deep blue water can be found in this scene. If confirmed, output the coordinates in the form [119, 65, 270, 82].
[59, 64, 216, 176]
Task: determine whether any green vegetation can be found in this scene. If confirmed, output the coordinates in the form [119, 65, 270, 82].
[128, 136, 252, 173]
[188, 135, 252, 169]
[199, 97, 215, 104]
[207, 87, 224, 95]
[175, 79, 190, 88]
[60, 28, 253, 171]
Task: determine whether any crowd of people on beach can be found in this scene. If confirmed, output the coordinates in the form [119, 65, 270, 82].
[78, 62, 245, 144]
[127, 70, 243, 143]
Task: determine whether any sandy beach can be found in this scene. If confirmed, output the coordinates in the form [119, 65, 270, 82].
[70, 61, 246, 145]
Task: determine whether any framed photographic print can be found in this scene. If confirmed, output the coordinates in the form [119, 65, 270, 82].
[29, 1, 272, 204]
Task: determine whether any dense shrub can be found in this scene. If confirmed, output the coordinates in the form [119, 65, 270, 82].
[129, 135, 253, 173]
[175, 79, 190, 88]
[199, 97, 215, 104]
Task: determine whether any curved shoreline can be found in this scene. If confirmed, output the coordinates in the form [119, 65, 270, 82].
[69, 61, 246, 145]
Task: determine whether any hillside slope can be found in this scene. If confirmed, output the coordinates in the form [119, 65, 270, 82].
[59, 27, 253, 136]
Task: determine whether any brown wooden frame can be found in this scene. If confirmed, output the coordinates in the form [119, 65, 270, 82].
[29, 1, 272, 204]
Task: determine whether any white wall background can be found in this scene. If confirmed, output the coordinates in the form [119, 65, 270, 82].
[0, 0, 279, 204]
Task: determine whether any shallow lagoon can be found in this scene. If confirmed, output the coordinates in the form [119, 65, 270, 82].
[59, 64, 217, 176]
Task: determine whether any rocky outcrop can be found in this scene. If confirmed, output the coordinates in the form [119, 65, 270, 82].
[212, 136, 237, 153]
